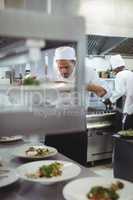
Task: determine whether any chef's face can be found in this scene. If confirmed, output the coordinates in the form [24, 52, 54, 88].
[56, 60, 75, 78]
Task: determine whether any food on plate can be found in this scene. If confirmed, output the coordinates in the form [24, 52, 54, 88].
[23, 76, 40, 85]
[26, 162, 63, 178]
[118, 129, 133, 137]
[87, 181, 124, 200]
[54, 81, 67, 83]
[25, 147, 53, 157]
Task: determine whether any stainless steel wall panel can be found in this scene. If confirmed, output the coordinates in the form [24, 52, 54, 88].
[0, 9, 85, 40]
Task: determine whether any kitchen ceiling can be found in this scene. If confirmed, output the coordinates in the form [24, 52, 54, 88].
[0, 36, 26, 58]
[87, 35, 133, 57]
[0, 36, 21, 48]
[0, 35, 133, 58]
[0, 36, 76, 59]
[110, 38, 133, 56]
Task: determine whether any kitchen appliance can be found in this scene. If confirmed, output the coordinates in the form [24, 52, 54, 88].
[86, 108, 116, 163]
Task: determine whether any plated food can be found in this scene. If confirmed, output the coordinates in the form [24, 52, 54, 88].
[54, 81, 68, 84]
[23, 76, 40, 85]
[118, 129, 133, 138]
[13, 145, 58, 159]
[17, 160, 81, 185]
[0, 135, 23, 143]
[25, 146, 54, 157]
[63, 177, 133, 200]
[87, 181, 124, 200]
[26, 161, 63, 178]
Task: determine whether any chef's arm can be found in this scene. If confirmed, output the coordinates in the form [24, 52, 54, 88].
[86, 83, 107, 97]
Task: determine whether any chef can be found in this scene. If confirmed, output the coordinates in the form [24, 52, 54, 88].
[45, 46, 109, 165]
[54, 46, 108, 97]
[105, 54, 133, 129]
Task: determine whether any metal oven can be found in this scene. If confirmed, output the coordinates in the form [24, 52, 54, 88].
[86, 110, 116, 163]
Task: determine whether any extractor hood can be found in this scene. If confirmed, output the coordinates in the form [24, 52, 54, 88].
[87, 35, 133, 57]
[0, 36, 26, 58]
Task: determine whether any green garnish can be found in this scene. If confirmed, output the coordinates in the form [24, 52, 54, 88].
[23, 77, 40, 85]
[87, 181, 124, 200]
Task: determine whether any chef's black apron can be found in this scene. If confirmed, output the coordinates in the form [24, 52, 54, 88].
[124, 114, 133, 129]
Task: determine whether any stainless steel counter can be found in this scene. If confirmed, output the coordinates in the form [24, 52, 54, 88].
[0, 141, 97, 200]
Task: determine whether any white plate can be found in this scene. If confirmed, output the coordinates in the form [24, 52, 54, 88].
[63, 177, 133, 200]
[17, 160, 81, 185]
[0, 169, 19, 188]
[0, 135, 23, 143]
[13, 145, 58, 159]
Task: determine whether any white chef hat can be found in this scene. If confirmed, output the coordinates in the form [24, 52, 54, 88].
[110, 54, 125, 70]
[54, 46, 76, 60]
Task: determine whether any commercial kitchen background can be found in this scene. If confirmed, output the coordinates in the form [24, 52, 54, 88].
[0, 0, 133, 158]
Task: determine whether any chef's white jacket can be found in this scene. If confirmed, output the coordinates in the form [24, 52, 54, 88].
[85, 66, 112, 108]
[85, 66, 111, 97]
[110, 70, 133, 114]
[53, 63, 111, 107]
[54, 61, 110, 95]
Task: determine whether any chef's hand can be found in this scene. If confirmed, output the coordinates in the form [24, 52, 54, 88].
[102, 98, 112, 105]
[102, 98, 113, 110]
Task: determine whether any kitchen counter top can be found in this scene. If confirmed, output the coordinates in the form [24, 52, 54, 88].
[0, 141, 97, 200]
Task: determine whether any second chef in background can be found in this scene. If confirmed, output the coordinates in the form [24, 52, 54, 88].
[106, 55, 133, 129]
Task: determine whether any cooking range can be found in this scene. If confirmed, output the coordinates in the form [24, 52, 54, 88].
[86, 109, 116, 163]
